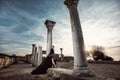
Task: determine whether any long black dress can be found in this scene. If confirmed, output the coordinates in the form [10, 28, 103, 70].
[31, 56, 52, 75]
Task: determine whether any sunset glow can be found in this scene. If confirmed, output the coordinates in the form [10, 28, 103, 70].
[0, 0, 120, 61]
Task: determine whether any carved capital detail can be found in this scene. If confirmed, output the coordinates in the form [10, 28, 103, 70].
[32, 44, 36, 47]
[64, 0, 79, 8]
[45, 20, 56, 30]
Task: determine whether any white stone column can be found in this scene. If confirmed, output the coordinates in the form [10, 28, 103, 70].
[60, 48, 63, 54]
[31, 44, 36, 65]
[37, 46, 42, 66]
[60, 48, 64, 61]
[34, 47, 37, 66]
[45, 20, 56, 56]
[64, 0, 94, 76]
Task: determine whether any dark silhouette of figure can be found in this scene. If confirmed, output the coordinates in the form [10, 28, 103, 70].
[50, 46, 54, 54]
[50, 45, 57, 66]
[31, 46, 56, 75]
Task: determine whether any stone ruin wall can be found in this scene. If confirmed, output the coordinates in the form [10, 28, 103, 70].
[0, 54, 16, 70]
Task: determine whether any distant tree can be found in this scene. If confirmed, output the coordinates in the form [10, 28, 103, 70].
[11, 54, 17, 58]
[104, 56, 114, 61]
[90, 45, 114, 61]
[90, 45, 104, 61]
[11, 54, 18, 63]
[92, 50, 105, 61]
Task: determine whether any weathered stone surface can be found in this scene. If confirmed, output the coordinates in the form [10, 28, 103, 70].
[72, 66, 94, 77]
[37, 46, 42, 66]
[59, 74, 115, 80]
[47, 68, 72, 78]
[47, 68, 115, 80]
[31, 44, 36, 66]
[0, 56, 15, 70]
[64, 0, 94, 76]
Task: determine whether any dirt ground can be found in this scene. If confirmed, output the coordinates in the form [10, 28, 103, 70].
[57, 62, 120, 80]
[0, 62, 120, 80]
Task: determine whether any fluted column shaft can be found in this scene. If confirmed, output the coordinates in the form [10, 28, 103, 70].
[45, 20, 56, 56]
[64, 0, 94, 76]
[34, 47, 37, 66]
[31, 44, 36, 64]
[64, 0, 88, 68]
[37, 46, 42, 66]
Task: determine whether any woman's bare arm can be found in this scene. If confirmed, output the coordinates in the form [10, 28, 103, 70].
[51, 58, 56, 68]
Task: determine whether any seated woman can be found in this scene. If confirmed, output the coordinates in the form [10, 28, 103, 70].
[31, 50, 56, 75]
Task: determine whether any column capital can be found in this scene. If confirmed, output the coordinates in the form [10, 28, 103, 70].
[38, 46, 42, 50]
[32, 44, 36, 47]
[60, 48, 63, 51]
[64, 0, 79, 8]
[45, 20, 56, 30]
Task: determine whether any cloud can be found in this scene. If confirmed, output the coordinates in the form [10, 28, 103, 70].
[0, 0, 120, 60]
[0, 0, 47, 55]
[78, 0, 120, 60]
[78, 0, 120, 46]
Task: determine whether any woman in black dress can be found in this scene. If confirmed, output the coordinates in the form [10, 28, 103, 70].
[31, 47, 56, 75]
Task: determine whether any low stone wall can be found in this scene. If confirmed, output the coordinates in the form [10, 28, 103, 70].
[0, 55, 15, 70]
[47, 68, 115, 80]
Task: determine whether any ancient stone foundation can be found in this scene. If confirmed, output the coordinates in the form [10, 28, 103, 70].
[0, 54, 16, 70]
[47, 68, 115, 80]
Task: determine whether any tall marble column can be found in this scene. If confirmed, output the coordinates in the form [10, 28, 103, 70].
[64, 0, 94, 76]
[31, 44, 36, 65]
[60, 48, 63, 54]
[60, 48, 64, 61]
[37, 46, 42, 66]
[45, 20, 56, 56]
[34, 47, 37, 66]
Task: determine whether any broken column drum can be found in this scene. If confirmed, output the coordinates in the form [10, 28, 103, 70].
[37, 46, 42, 66]
[31, 44, 36, 65]
[34, 47, 37, 66]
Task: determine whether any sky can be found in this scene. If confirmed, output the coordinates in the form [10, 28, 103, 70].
[0, 0, 120, 60]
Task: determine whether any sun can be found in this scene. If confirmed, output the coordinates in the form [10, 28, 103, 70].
[85, 46, 93, 52]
